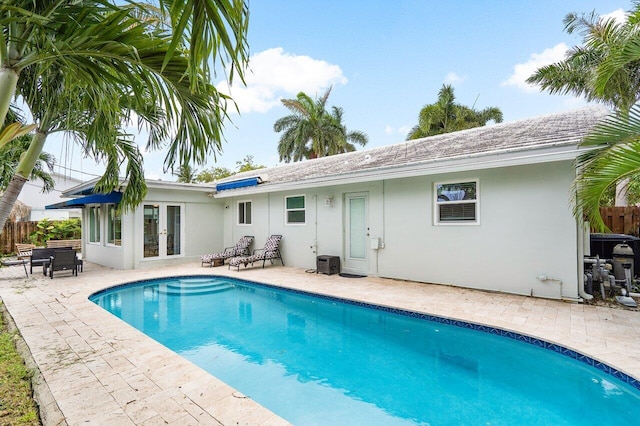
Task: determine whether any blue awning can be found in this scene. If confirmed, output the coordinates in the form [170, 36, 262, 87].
[45, 192, 123, 210]
[215, 177, 262, 191]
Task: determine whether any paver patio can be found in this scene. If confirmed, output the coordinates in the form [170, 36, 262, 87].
[1, 260, 639, 425]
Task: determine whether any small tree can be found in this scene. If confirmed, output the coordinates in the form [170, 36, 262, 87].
[195, 167, 234, 183]
[236, 155, 265, 173]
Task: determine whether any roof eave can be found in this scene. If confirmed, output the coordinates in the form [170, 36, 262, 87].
[213, 144, 581, 198]
[62, 178, 215, 197]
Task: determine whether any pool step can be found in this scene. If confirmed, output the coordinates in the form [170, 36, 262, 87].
[160, 280, 235, 296]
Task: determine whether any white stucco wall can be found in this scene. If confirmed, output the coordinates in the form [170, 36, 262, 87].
[222, 160, 579, 300]
[83, 208, 133, 270]
[379, 161, 578, 299]
[83, 186, 223, 270]
[225, 181, 384, 273]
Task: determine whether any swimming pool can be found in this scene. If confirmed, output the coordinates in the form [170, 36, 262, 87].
[90, 276, 640, 425]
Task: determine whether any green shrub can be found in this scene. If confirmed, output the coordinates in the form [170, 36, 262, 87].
[29, 218, 81, 246]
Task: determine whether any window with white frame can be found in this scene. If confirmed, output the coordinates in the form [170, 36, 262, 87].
[285, 195, 305, 224]
[434, 180, 478, 224]
[107, 204, 122, 246]
[238, 201, 252, 225]
[88, 205, 101, 243]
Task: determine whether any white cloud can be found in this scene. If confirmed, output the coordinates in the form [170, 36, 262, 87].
[502, 8, 627, 95]
[398, 125, 413, 135]
[444, 72, 466, 84]
[384, 125, 412, 136]
[601, 8, 627, 24]
[217, 47, 348, 114]
[562, 97, 589, 110]
[502, 43, 569, 92]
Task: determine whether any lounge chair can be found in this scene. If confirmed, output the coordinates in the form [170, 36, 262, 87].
[48, 249, 79, 278]
[201, 236, 254, 267]
[228, 235, 284, 271]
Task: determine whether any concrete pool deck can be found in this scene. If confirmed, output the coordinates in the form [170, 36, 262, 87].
[1, 260, 639, 425]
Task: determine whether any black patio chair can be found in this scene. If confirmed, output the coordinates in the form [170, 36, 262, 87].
[49, 249, 78, 279]
[30, 247, 56, 275]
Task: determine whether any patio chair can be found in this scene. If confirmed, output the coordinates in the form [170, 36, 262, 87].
[16, 243, 35, 259]
[228, 235, 284, 271]
[48, 249, 79, 279]
[14, 243, 34, 277]
[201, 236, 254, 267]
[30, 247, 56, 274]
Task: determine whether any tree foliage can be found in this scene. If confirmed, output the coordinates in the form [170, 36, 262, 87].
[0, 0, 249, 232]
[173, 163, 199, 183]
[527, 10, 640, 112]
[573, 107, 640, 230]
[406, 84, 503, 140]
[274, 87, 368, 162]
[236, 155, 266, 173]
[29, 218, 81, 246]
[0, 110, 54, 192]
[195, 155, 265, 183]
[528, 4, 640, 228]
[196, 167, 233, 183]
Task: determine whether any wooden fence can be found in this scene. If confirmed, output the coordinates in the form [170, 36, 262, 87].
[0, 221, 39, 255]
[598, 206, 640, 236]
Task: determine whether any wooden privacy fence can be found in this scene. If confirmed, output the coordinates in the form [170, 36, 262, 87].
[598, 206, 640, 236]
[0, 221, 39, 255]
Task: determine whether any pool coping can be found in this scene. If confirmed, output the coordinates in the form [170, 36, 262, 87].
[1, 261, 640, 424]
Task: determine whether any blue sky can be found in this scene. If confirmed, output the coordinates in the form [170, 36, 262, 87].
[55, 0, 626, 181]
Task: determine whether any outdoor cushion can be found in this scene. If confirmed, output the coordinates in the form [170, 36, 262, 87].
[229, 235, 283, 270]
[201, 236, 253, 267]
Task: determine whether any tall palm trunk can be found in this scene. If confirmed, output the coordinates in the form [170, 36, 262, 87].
[0, 67, 19, 128]
[0, 131, 46, 232]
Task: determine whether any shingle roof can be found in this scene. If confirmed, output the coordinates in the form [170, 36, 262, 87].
[216, 106, 609, 192]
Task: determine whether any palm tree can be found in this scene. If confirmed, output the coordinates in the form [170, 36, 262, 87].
[573, 107, 640, 231]
[528, 8, 640, 208]
[0, 0, 249, 231]
[0, 135, 54, 192]
[0, 108, 53, 192]
[173, 163, 199, 183]
[406, 84, 503, 140]
[275, 87, 368, 162]
[527, 11, 640, 114]
[323, 106, 369, 156]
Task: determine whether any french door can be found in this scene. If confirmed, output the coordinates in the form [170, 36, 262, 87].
[143, 203, 183, 258]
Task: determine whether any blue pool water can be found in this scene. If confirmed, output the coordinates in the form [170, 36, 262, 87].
[90, 276, 640, 425]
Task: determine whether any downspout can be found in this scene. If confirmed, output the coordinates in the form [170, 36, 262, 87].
[314, 194, 318, 255]
[577, 217, 593, 301]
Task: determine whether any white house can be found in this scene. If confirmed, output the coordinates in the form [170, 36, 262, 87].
[19, 172, 83, 220]
[50, 180, 221, 270]
[50, 106, 609, 301]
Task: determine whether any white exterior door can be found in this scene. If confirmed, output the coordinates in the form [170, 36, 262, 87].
[143, 203, 183, 259]
[343, 192, 369, 274]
